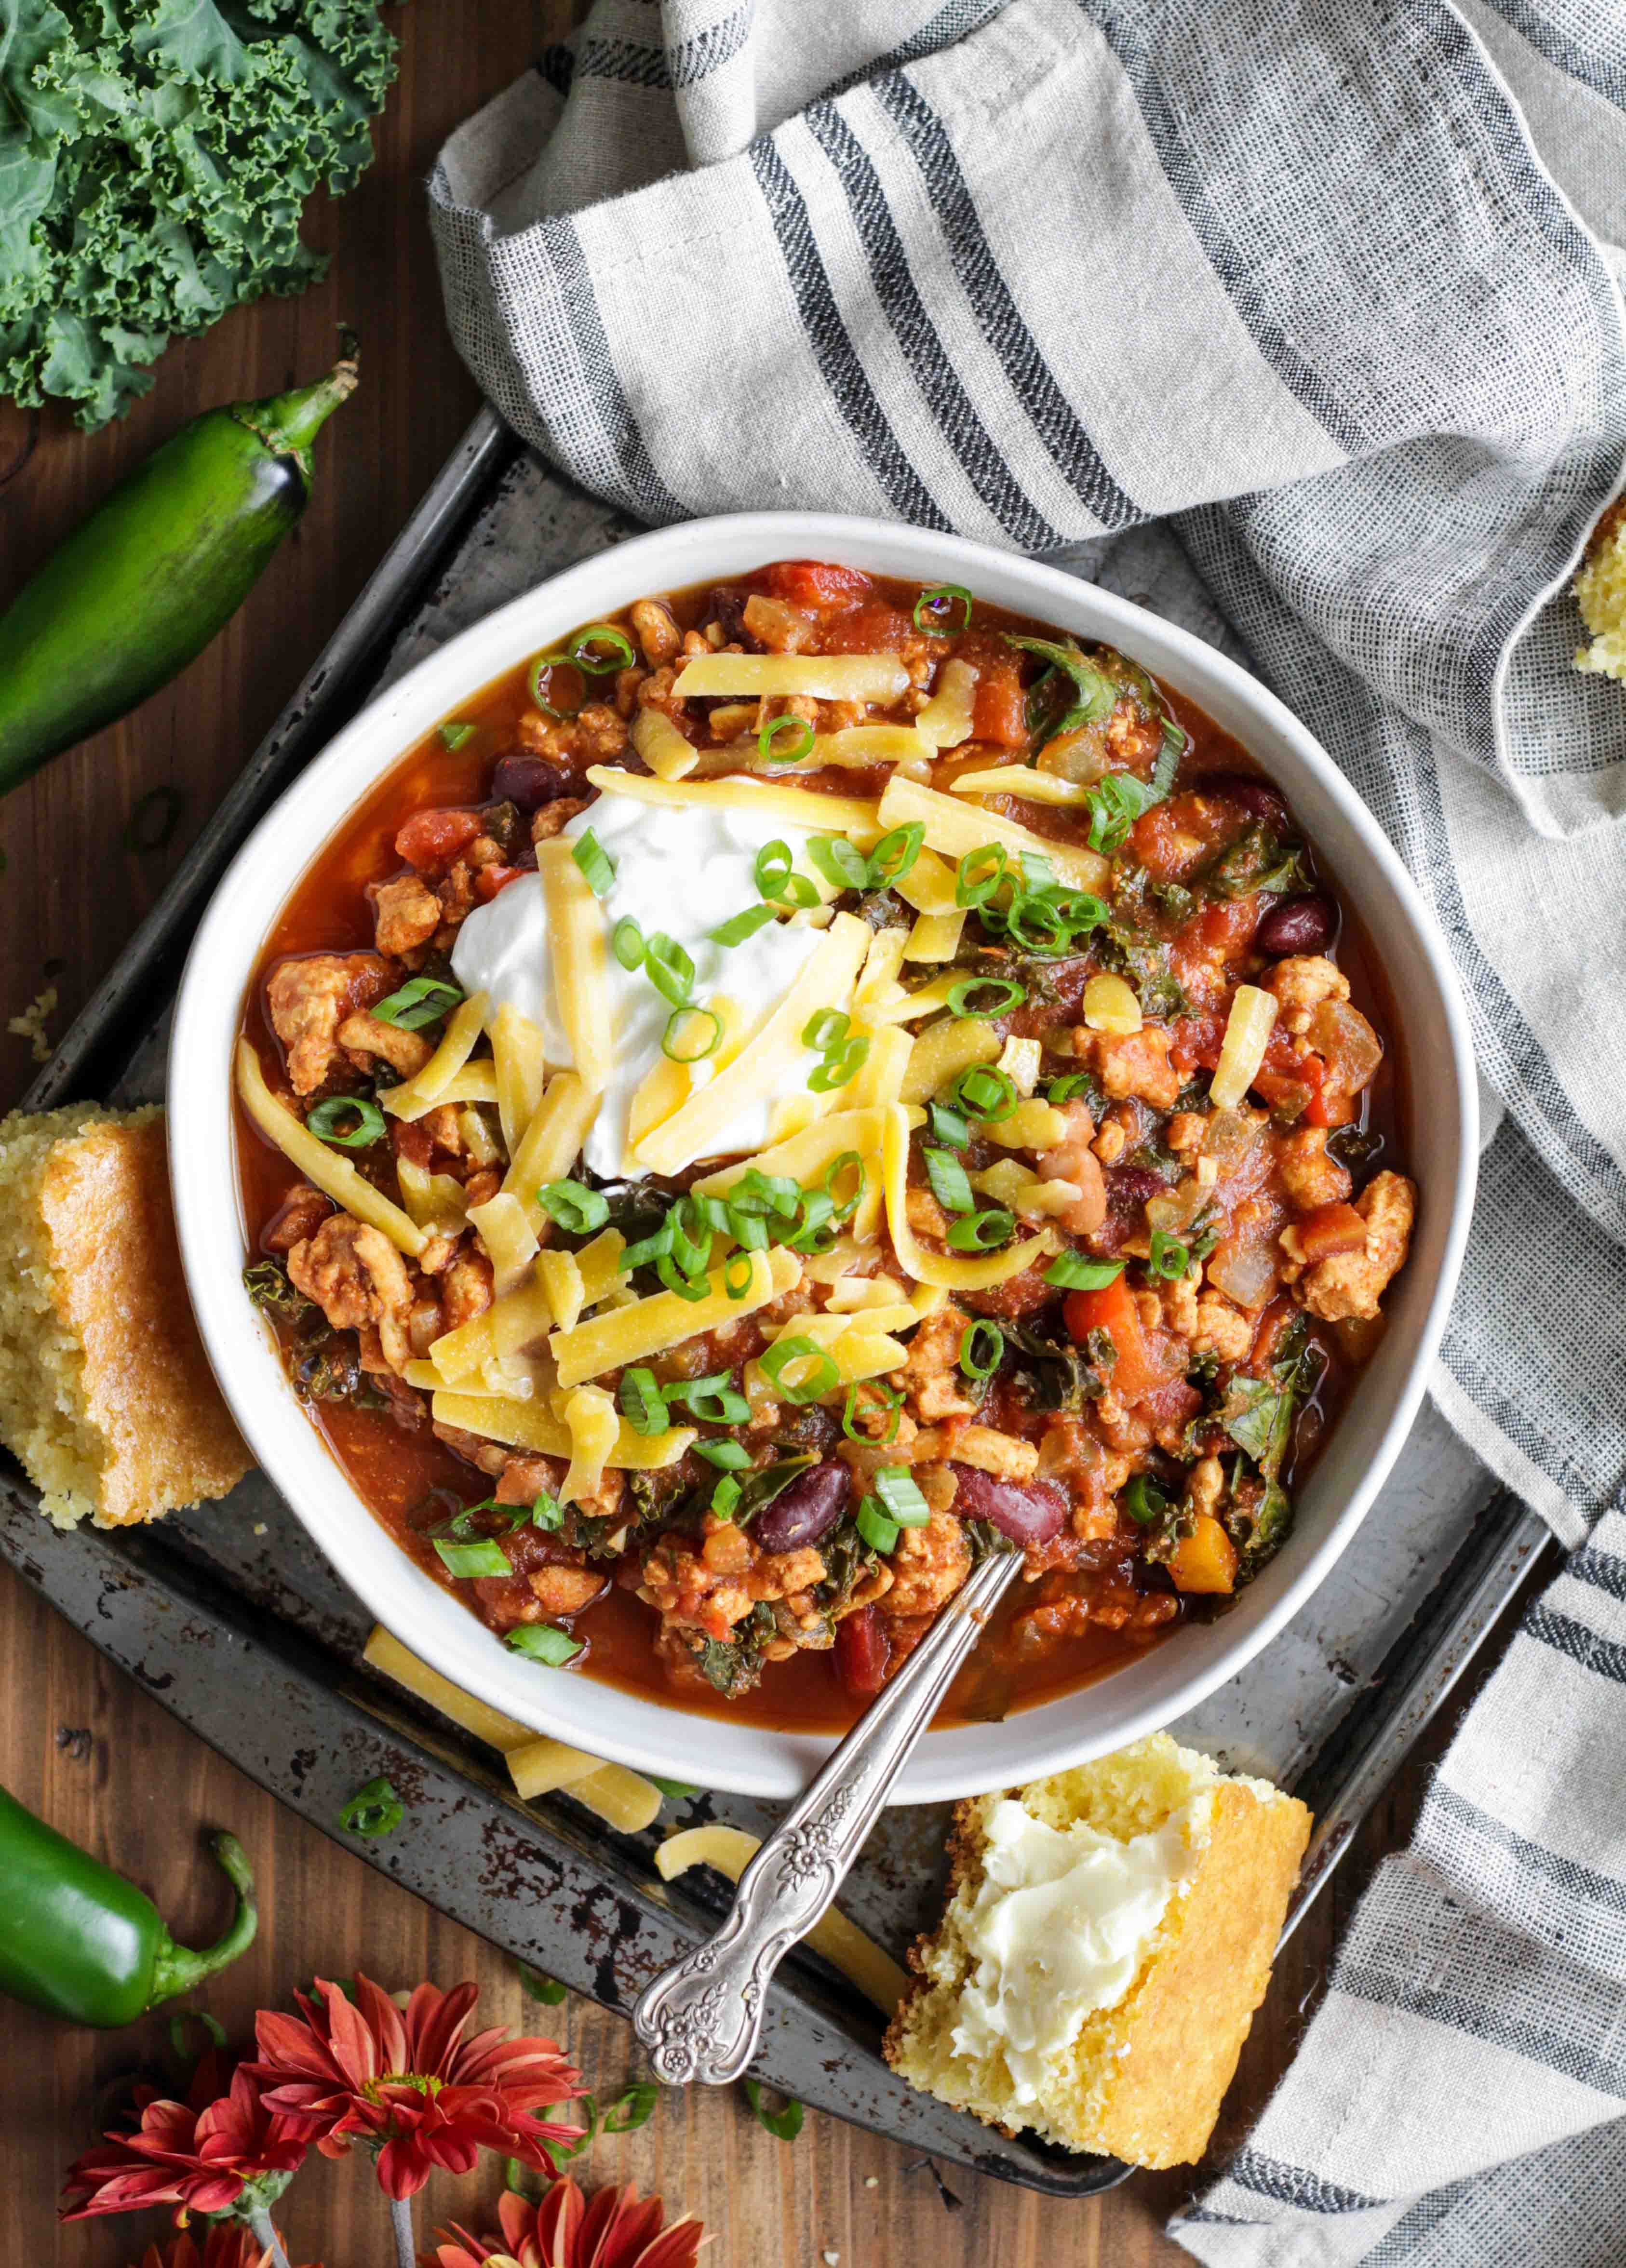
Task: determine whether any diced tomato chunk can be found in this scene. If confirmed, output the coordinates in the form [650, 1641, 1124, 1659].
[971, 657, 1027, 748]
[1063, 1273, 1162, 1400]
[762, 560, 873, 609]
[1295, 1200, 1368, 1265]
[1169, 1011, 1226, 1074]
[824, 601, 915, 655]
[834, 1605, 889, 1698]
[474, 863, 527, 903]
[1248, 1293, 1297, 1374]
[395, 807, 482, 873]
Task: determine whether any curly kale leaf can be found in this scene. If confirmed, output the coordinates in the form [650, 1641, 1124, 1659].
[1, 0, 398, 427]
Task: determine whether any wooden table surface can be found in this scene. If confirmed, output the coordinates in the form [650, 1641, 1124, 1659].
[0, 9, 1463, 2258]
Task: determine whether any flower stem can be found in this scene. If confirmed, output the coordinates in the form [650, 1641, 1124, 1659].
[246, 2201, 293, 2268]
[390, 2191, 416, 2268]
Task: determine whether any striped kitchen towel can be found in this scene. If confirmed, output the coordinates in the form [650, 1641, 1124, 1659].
[429, 4, 1626, 2255]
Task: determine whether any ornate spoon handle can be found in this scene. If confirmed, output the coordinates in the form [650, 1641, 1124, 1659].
[633, 1546, 1021, 2086]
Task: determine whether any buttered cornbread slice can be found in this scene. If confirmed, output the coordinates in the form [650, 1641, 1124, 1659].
[883, 1735, 1310, 2168]
[0, 1104, 248, 1528]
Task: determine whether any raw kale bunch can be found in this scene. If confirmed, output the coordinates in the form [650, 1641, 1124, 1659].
[0, 0, 398, 428]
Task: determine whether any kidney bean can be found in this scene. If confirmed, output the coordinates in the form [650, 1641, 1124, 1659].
[490, 754, 575, 811]
[1255, 892, 1336, 957]
[1202, 771, 1290, 831]
[950, 1464, 1067, 1546]
[751, 1459, 850, 1554]
[834, 1605, 890, 1698]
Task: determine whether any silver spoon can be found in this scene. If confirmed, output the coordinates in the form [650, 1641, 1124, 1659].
[633, 1546, 1022, 2086]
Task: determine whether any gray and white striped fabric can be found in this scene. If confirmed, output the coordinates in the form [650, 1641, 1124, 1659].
[429, 6, 1626, 2255]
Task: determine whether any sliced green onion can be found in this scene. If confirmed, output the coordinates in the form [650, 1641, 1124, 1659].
[955, 844, 1008, 908]
[531, 1490, 563, 1531]
[517, 1962, 568, 2004]
[808, 834, 869, 891]
[1124, 1474, 1170, 1527]
[785, 1191, 836, 1253]
[568, 624, 636, 674]
[928, 1100, 970, 1150]
[759, 1336, 840, 1405]
[820, 1152, 865, 1223]
[755, 839, 818, 909]
[538, 1180, 610, 1234]
[340, 1776, 403, 1839]
[709, 903, 776, 948]
[571, 828, 615, 897]
[621, 1216, 675, 1272]
[1084, 771, 1158, 856]
[950, 1064, 1017, 1122]
[743, 2080, 805, 2142]
[803, 1008, 851, 1055]
[914, 583, 973, 636]
[307, 1097, 386, 1149]
[695, 1439, 751, 1470]
[667, 1372, 752, 1424]
[945, 1207, 1015, 1253]
[528, 652, 583, 719]
[947, 975, 1025, 1019]
[372, 974, 464, 1031]
[1147, 1229, 1190, 1280]
[434, 1536, 512, 1579]
[603, 2079, 661, 2133]
[618, 1367, 669, 1437]
[959, 1321, 1004, 1380]
[868, 822, 924, 886]
[506, 1624, 583, 1666]
[842, 1381, 903, 1445]
[806, 1038, 869, 1094]
[758, 713, 814, 768]
[711, 1474, 743, 1520]
[438, 722, 476, 751]
[1047, 1073, 1096, 1105]
[663, 1006, 723, 1062]
[855, 1499, 900, 1554]
[873, 1467, 929, 1526]
[723, 1251, 756, 1299]
[655, 1254, 711, 1302]
[923, 1145, 975, 1215]
[1044, 1252, 1125, 1289]
[612, 916, 646, 970]
[647, 1776, 702, 1799]
[643, 931, 696, 1007]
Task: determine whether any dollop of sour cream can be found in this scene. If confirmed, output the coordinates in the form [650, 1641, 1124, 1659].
[451, 794, 828, 1181]
[949, 1796, 1207, 2103]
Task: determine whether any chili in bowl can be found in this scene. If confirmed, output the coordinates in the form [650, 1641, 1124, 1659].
[169, 514, 1476, 1803]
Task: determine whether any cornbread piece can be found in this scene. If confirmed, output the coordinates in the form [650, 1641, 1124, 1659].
[1574, 496, 1626, 679]
[0, 1104, 249, 1528]
[884, 1734, 1311, 2168]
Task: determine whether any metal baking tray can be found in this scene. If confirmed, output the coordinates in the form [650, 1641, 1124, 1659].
[0, 412, 1552, 2196]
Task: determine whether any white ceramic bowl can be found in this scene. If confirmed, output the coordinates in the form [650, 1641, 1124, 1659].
[169, 512, 1476, 1803]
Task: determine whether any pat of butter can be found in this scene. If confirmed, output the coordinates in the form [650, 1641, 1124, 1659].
[950, 1796, 1208, 2103]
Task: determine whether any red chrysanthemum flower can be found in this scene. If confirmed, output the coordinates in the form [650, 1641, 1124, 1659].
[60, 2053, 307, 2223]
[128, 2228, 323, 2268]
[424, 2179, 703, 2268]
[248, 1974, 585, 2200]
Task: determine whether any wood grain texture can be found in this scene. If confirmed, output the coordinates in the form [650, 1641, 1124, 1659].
[0, 6, 1459, 2259]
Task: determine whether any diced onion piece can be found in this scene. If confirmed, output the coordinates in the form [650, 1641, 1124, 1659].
[501, 1072, 600, 1233]
[913, 657, 978, 752]
[880, 1103, 1054, 1289]
[491, 1003, 547, 1156]
[996, 1035, 1043, 1095]
[235, 1039, 427, 1258]
[875, 772, 1109, 893]
[430, 1389, 694, 1468]
[537, 840, 612, 1097]
[673, 652, 909, 703]
[468, 1192, 540, 1295]
[845, 1023, 911, 1111]
[977, 1099, 1068, 1151]
[632, 914, 870, 1176]
[560, 1383, 618, 1506]
[585, 766, 881, 845]
[656, 1825, 909, 2013]
[430, 1270, 555, 1382]
[1083, 973, 1142, 1035]
[948, 765, 1096, 805]
[397, 1159, 468, 1234]
[1209, 984, 1278, 1111]
[892, 845, 961, 916]
[899, 1016, 1001, 1104]
[903, 909, 966, 963]
[363, 1625, 535, 1752]
[536, 1247, 587, 1336]
[630, 705, 698, 781]
[549, 1247, 801, 1390]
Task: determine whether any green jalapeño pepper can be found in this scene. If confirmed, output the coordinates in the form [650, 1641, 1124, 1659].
[0, 348, 358, 800]
[0, 1785, 257, 2027]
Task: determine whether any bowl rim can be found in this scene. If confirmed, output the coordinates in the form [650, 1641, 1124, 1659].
[168, 509, 1478, 1804]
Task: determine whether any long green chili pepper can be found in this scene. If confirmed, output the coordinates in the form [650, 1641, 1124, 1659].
[0, 1785, 257, 2027]
[0, 348, 358, 800]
